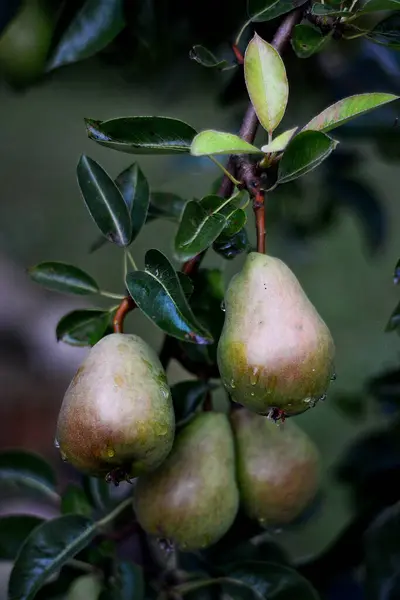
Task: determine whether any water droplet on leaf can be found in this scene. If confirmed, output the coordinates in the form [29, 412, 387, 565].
[220, 300, 226, 312]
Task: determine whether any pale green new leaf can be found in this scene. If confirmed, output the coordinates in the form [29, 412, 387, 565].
[261, 127, 297, 152]
[191, 130, 261, 156]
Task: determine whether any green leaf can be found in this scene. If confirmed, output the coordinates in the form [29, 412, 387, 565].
[115, 163, 150, 243]
[247, 0, 308, 23]
[291, 24, 329, 59]
[101, 561, 144, 600]
[174, 199, 227, 262]
[367, 13, 400, 48]
[302, 93, 399, 133]
[261, 127, 297, 153]
[191, 130, 261, 156]
[83, 476, 113, 512]
[222, 560, 319, 600]
[56, 309, 111, 347]
[311, 3, 354, 16]
[244, 33, 288, 135]
[385, 300, 400, 332]
[177, 272, 194, 299]
[213, 229, 250, 260]
[0, 515, 43, 560]
[8, 515, 97, 600]
[67, 574, 102, 600]
[222, 209, 247, 238]
[147, 192, 188, 222]
[278, 131, 338, 184]
[0, 450, 57, 502]
[360, 0, 400, 13]
[125, 249, 213, 344]
[171, 381, 216, 426]
[189, 45, 234, 70]
[61, 484, 93, 517]
[77, 155, 131, 246]
[365, 502, 400, 600]
[47, 0, 125, 71]
[85, 117, 197, 155]
[28, 262, 99, 295]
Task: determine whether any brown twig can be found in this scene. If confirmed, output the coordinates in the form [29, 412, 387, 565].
[254, 190, 266, 254]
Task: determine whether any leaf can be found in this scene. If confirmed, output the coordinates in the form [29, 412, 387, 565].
[147, 192, 187, 222]
[77, 155, 131, 246]
[177, 272, 194, 299]
[67, 574, 102, 600]
[28, 262, 99, 295]
[125, 249, 213, 344]
[115, 163, 150, 243]
[365, 502, 400, 600]
[367, 13, 400, 48]
[61, 485, 93, 517]
[361, 0, 400, 13]
[302, 93, 399, 133]
[247, 0, 308, 23]
[311, 3, 354, 16]
[85, 117, 197, 154]
[189, 46, 234, 70]
[244, 33, 288, 135]
[261, 127, 298, 152]
[222, 560, 319, 600]
[0, 515, 43, 560]
[171, 381, 216, 426]
[213, 228, 250, 260]
[56, 309, 111, 347]
[8, 515, 97, 600]
[291, 24, 330, 59]
[83, 476, 113, 512]
[0, 450, 57, 502]
[191, 130, 261, 156]
[222, 209, 247, 238]
[386, 300, 400, 332]
[100, 561, 144, 600]
[47, 0, 125, 71]
[278, 131, 338, 184]
[174, 199, 227, 261]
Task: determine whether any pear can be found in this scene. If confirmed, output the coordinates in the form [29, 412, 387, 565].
[56, 333, 175, 482]
[217, 252, 335, 416]
[231, 408, 320, 526]
[133, 412, 239, 551]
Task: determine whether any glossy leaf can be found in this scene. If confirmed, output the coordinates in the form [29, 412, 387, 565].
[28, 262, 99, 295]
[171, 381, 216, 426]
[244, 33, 288, 135]
[61, 485, 93, 517]
[365, 502, 400, 600]
[213, 228, 250, 260]
[147, 192, 188, 222]
[247, 0, 308, 22]
[0, 450, 57, 502]
[174, 200, 227, 261]
[85, 117, 197, 154]
[115, 163, 150, 243]
[189, 45, 233, 70]
[47, 0, 125, 71]
[361, 0, 400, 13]
[191, 130, 261, 156]
[278, 131, 338, 184]
[261, 127, 297, 152]
[311, 3, 354, 16]
[77, 155, 131, 246]
[101, 561, 144, 600]
[303, 93, 399, 133]
[56, 309, 111, 347]
[291, 24, 329, 59]
[223, 560, 319, 600]
[82, 476, 114, 513]
[222, 209, 247, 238]
[8, 516, 97, 600]
[367, 13, 400, 47]
[177, 272, 194, 299]
[0, 515, 43, 560]
[126, 249, 213, 344]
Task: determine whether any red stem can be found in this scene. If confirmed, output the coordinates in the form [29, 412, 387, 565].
[254, 190, 266, 254]
[113, 296, 136, 333]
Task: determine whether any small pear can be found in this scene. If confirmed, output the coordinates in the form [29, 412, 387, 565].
[217, 252, 335, 416]
[231, 408, 320, 526]
[134, 412, 239, 551]
[56, 333, 175, 482]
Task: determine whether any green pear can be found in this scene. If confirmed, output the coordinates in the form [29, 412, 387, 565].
[0, 0, 55, 87]
[133, 412, 239, 551]
[217, 252, 335, 416]
[56, 333, 175, 482]
[231, 408, 320, 526]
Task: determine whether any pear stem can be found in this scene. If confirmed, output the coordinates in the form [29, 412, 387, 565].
[113, 296, 136, 334]
[254, 190, 266, 254]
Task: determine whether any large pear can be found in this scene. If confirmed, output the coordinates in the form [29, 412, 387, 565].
[56, 333, 175, 481]
[133, 412, 239, 551]
[231, 408, 320, 526]
[217, 252, 335, 416]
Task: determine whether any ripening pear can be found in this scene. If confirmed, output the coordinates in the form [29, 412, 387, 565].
[231, 408, 320, 526]
[217, 252, 335, 416]
[56, 333, 175, 482]
[133, 412, 239, 551]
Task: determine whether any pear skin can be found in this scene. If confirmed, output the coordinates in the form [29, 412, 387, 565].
[133, 412, 239, 551]
[217, 252, 335, 416]
[231, 408, 320, 526]
[56, 333, 175, 481]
